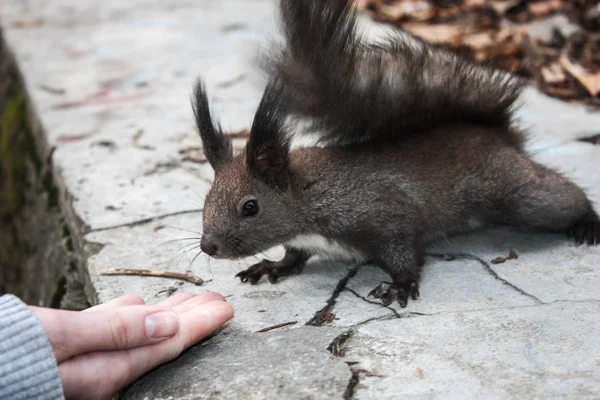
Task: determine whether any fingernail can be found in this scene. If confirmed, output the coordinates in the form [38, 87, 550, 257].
[145, 311, 180, 339]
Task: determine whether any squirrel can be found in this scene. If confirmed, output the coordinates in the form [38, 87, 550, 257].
[192, 0, 599, 307]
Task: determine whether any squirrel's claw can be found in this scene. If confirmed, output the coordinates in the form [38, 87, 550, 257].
[368, 281, 420, 308]
[236, 260, 278, 285]
[567, 219, 599, 245]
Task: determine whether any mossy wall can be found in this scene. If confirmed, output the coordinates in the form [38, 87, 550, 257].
[0, 30, 84, 308]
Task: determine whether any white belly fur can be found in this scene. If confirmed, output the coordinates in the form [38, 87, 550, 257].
[286, 234, 367, 262]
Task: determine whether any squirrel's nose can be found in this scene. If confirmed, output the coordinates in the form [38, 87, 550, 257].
[200, 235, 219, 257]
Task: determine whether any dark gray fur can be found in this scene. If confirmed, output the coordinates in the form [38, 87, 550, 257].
[194, 0, 599, 307]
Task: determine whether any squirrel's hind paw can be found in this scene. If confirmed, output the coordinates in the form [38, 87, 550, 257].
[567, 220, 599, 245]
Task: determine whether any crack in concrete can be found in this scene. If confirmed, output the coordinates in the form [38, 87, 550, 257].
[343, 369, 360, 400]
[354, 314, 400, 326]
[352, 299, 597, 322]
[88, 209, 202, 233]
[345, 288, 403, 318]
[427, 252, 544, 305]
[327, 330, 355, 357]
[306, 265, 361, 326]
[326, 330, 360, 400]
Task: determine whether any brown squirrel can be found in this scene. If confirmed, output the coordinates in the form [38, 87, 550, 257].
[193, 0, 599, 307]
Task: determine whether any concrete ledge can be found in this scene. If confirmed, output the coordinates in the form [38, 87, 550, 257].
[1, 1, 599, 398]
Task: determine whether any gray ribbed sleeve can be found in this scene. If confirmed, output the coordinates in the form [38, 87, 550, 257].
[0, 295, 64, 399]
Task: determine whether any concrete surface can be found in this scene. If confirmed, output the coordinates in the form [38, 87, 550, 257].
[124, 327, 351, 400]
[1, 1, 599, 399]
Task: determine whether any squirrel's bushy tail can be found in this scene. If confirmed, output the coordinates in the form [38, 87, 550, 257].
[266, 0, 524, 146]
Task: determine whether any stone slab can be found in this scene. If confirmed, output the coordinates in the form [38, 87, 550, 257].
[124, 326, 351, 400]
[345, 301, 600, 400]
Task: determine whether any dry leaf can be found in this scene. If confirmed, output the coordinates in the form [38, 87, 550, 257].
[528, 0, 564, 19]
[461, 32, 495, 50]
[541, 63, 566, 84]
[402, 22, 464, 44]
[464, 0, 486, 8]
[560, 55, 600, 96]
[379, 1, 433, 22]
[360, 0, 600, 107]
[490, 0, 521, 15]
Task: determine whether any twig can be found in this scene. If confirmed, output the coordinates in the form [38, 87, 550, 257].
[256, 321, 298, 333]
[100, 268, 204, 285]
[181, 155, 208, 164]
[38, 84, 65, 95]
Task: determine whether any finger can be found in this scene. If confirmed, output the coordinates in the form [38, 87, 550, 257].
[58, 301, 234, 400]
[155, 292, 195, 308]
[33, 305, 180, 363]
[83, 295, 145, 312]
[170, 292, 226, 315]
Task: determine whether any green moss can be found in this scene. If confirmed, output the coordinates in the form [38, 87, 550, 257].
[0, 87, 41, 218]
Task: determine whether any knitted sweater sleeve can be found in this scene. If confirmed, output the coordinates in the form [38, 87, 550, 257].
[0, 294, 64, 399]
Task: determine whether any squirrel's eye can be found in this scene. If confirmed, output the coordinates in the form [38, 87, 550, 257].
[242, 200, 259, 217]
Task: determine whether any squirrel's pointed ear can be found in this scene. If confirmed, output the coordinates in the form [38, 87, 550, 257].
[192, 80, 233, 173]
[246, 81, 290, 191]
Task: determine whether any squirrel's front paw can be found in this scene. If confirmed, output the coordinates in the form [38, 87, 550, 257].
[567, 220, 599, 245]
[235, 260, 279, 284]
[368, 281, 420, 308]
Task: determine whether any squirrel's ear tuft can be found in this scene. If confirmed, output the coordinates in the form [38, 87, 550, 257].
[192, 80, 233, 172]
[246, 81, 290, 191]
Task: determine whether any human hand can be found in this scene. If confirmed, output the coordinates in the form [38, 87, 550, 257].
[31, 292, 233, 400]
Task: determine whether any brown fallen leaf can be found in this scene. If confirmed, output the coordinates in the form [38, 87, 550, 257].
[461, 31, 495, 50]
[379, 1, 433, 22]
[560, 55, 600, 96]
[541, 63, 566, 84]
[464, 0, 486, 9]
[402, 22, 465, 44]
[491, 249, 519, 265]
[490, 0, 522, 16]
[361, 0, 600, 108]
[527, 0, 564, 19]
